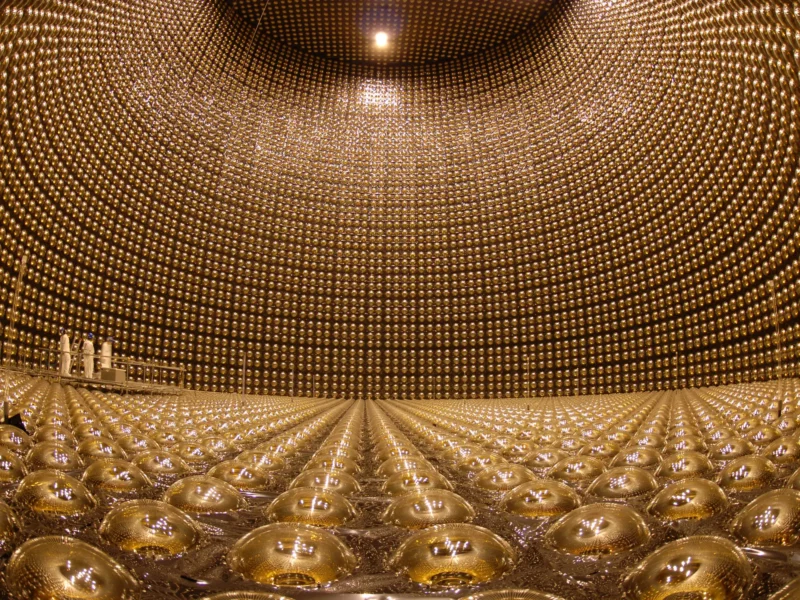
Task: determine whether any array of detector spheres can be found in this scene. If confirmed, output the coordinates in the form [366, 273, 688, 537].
[1, 372, 800, 598]
[2, 0, 800, 401]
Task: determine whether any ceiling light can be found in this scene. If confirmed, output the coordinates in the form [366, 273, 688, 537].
[375, 31, 388, 48]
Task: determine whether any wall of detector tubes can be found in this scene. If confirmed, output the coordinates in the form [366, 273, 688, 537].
[0, 0, 799, 397]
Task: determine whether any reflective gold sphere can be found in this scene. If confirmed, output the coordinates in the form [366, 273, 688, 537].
[444, 443, 484, 462]
[547, 456, 606, 485]
[255, 441, 296, 459]
[579, 441, 621, 461]
[0, 447, 27, 482]
[14, 470, 97, 516]
[473, 464, 536, 492]
[647, 479, 728, 522]
[202, 593, 294, 600]
[99, 499, 203, 558]
[586, 467, 658, 500]
[389, 523, 516, 588]
[664, 435, 707, 454]
[73, 423, 110, 441]
[761, 437, 800, 467]
[544, 503, 650, 556]
[315, 444, 362, 461]
[174, 442, 218, 465]
[82, 458, 153, 494]
[523, 447, 569, 471]
[457, 452, 507, 477]
[382, 469, 453, 496]
[375, 444, 421, 462]
[77, 437, 127, 461]
[717, 456, 777, 492]
[0, 425, 32, 454]
[265, 488, 357, 527]
[628, 434, 664, 449]
[5, 536, 140, 600]
[132, 450, 190, 476]
[164, 475, 246, 514]
[303, 455, 361, 475]
[116, 434, 160, 455]
[621, 536, 752, 599]
[656, 451, 713, 481]
[707, 427, 737, 443]
[708, 439, 756, 462]
[237, 450, 286, 472]
[228, 523, 357, 586]
[208, 461, 270, 491]
[26, 441, 83, 471]
[376, 457, 432, 477]
[462, 590, 565, 600]
[609, 447, 662, 471]
[503, 441, 536, 462]
[500, 480, 581, 519]
[382, 489, 476, 529]
[730, 489, 800, 547]
[33, 425, 76, 446]
[290, 468, 361, 496]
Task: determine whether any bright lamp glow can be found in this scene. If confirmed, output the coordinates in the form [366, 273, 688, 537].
[375, 31, 388, 48]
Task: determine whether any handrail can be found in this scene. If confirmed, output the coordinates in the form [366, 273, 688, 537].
[11, 346, 185, 390]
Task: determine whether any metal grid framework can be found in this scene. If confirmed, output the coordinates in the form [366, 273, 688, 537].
[0, 0, 799, 398]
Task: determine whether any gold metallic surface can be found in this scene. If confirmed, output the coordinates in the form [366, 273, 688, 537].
[730, 489, 800, 547]
[99, 499, 203, 557]
[389, 523, 516, 587]
[132, 451, 191, 476]
[473, 464, 537, 492]
[290, 469, 362, 496]
[500, 480, 581, 519]
[382, 489, 476, 529]
[717, 457, 777, 493]
[463, 591, 565, 600]
[163, 475, 246, 515]
[265, 488, 357, 527]
[14, 470, 97, 516]
[228, 523, 357, 586]
[208, 461, 270, 491]
[656, 451, 714, 481]
[544, 503, 650, 556]
[82, 459, 153, 494]
[586, 467, 658, 500]
[5, 536, 140, 600]
[202, 594, 294, 600]
[25, 442, 84, 472]
[647, 479, 728, 522]
[621, 536, 752, 600]
[382, 469, 454, 496]
[0, 447, 27, 483]
[547, 457, 606, 485]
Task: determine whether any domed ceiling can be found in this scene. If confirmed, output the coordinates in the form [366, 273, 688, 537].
[0, 0, 798, 398]
[229, 0, 552, 64]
